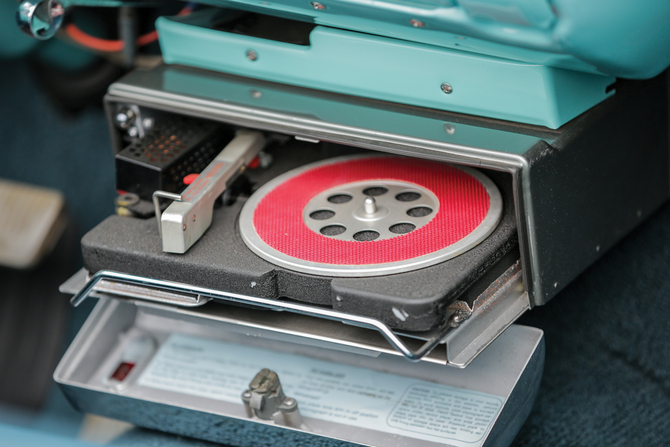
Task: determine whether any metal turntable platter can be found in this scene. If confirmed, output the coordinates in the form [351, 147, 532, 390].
[239, 155, 502, 277]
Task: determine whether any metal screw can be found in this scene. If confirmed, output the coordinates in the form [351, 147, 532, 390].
[250, 89, 262, 99]
[115, 108, 136, 129]
[441, 83, 453, 94]
[142, 117, 154, 130]
[410, 19, 425, 28]
[243, 390, 252, 399]
[182, 224, 186, 231]
[246, 50, 258, 61]
[311, 1, 326, 9]
[448, 310, 470, 328]
[127, 126, 139, 138]
[284, 398, 295, 406]
[443, 123, 456, 135]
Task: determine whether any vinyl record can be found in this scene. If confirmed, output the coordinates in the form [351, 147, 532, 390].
[239, 155, 502, 277]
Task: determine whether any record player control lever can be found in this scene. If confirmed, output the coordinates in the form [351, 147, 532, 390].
[364, 196, 377, 215]
[157, 130, 266, 253]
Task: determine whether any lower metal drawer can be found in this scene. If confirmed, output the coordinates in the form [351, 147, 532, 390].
[54, 298, 544, 447]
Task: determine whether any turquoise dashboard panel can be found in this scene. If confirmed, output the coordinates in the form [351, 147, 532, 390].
[190, 0, 670, 79]
[157, 10, 614, 129]
[52, 0, 670, 78]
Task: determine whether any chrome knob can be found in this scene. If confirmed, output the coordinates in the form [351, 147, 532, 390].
[115, 108, 136, 130]
[16, 0, 64, 40]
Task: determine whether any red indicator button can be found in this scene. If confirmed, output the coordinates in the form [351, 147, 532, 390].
[248, 156, 260, 169]
[183, 173, 198, 185]
[110, 362, 135, 382]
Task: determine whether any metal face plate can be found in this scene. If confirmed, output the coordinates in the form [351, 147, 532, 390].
[302, 180, 439, 242]
[239, 155, 503, 277]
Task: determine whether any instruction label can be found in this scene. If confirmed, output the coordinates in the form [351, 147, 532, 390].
[138, 334, 503, 446]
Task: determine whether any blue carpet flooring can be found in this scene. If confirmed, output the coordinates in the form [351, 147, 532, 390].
[514, 199, 670, 446]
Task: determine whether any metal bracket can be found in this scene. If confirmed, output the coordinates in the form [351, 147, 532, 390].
[70, 270, 458, 362]
[151, 190, 182, 238]
[242, 369, 307, 430]
[66, 260, 528, 367]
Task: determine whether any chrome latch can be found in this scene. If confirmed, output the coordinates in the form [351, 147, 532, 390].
[242, 368, 308, 430]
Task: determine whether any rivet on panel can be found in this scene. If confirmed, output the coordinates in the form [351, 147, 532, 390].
[142, 117, 154, 130]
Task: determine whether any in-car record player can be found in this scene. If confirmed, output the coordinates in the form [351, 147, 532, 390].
[13, 0, 669, 446]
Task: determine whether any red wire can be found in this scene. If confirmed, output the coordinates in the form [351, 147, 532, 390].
[136, 30, 158, 47]
[64, 6, 192, 52]
[64, 24, 125, 52]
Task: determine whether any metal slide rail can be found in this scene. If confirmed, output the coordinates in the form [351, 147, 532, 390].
[71, 270, 456, 362]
